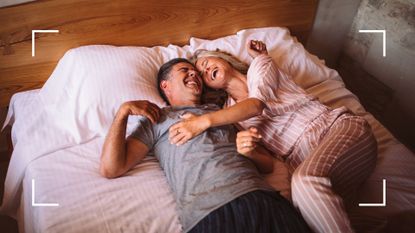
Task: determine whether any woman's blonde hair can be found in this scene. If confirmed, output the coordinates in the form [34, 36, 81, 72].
[191, 49, 249, 75]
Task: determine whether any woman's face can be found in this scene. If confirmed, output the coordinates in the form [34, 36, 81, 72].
[195, 56, 233, 89]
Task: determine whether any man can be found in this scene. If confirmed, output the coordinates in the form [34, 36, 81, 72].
[100, 58, 309, 233]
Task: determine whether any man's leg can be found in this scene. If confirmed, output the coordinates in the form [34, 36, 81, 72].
[291, 115, 377, 233]
[189, 190, 310, 233]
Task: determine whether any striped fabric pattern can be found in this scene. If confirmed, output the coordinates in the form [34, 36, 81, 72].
[226, 55, 378, 232]
[189, 191, 311, 233]
[227, 54, 347, 158]
[290, 114, 377, 232]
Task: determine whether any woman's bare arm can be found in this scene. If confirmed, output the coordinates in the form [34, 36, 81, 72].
[236, 127, 273, 173]
[169, 98, 264, 145]
[205, 98, 264, 127]
[245, 145, 274, 174]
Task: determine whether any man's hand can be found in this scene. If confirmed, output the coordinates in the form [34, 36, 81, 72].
[169, 113, 210, 145]
[236, 127, 262, 157]
[247, 40, 268, 58]
[100, 100, 158, 178]
[120, 100, 161, 124]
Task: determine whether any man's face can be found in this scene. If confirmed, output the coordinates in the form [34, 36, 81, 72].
[161, 62, 203, 105]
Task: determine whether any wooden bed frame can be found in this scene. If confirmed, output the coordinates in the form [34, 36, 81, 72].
[0, 0, 318, 107]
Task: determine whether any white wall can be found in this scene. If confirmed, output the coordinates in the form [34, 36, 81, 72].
[344, 0, 415, 118]
[306, 0, 362, 68]
[308, 0, 415, 149]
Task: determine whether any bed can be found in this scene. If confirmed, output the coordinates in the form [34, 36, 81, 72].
[1, 1, 415, 233]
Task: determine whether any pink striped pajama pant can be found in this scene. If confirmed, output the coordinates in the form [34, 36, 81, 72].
[286, 113, 377, 233]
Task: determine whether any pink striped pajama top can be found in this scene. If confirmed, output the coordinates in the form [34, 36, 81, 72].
[225, 54, 348, 159]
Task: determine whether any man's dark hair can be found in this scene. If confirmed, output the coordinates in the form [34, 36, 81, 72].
[157, 58, 194, 105]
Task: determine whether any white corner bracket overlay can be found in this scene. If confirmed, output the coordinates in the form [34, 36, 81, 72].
[358, 29, 386, 57]
[31, 29, 59, 57]
[32, 179, 59, 207]
[359, 179, 386, 207]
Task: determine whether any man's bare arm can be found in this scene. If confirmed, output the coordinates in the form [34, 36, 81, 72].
[100, 101, 160, 178]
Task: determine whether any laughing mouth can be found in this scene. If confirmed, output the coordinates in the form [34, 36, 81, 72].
[184, 77, 200, 89]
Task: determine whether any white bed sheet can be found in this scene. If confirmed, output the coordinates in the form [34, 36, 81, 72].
[5, 90, 183, 233]
[18, 135, 182, 233]
[17, 138, 292, 233]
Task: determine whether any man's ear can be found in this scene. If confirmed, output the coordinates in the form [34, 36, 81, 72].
[160, 80, 169, 95]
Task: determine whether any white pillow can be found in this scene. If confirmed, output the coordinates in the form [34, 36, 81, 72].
[38, 45, 192, 138]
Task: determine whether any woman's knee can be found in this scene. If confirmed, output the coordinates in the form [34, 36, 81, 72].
[291, 165, 326, 192]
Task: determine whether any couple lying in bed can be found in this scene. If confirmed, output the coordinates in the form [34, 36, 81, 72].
[100, 40, 377, 233]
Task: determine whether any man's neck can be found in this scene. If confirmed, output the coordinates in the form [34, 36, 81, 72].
[170, 99, 201, 107]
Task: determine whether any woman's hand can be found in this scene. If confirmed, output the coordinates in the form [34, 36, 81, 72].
[236, 127, 262, 157]
[237, 127, 273, 173]
[169, 113, 211, 145]
[120, 100, 161, 124]
[247, 40, 268, 58]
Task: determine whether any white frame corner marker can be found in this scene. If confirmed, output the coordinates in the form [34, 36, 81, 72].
[358, 29, 386, 57]
[31, 29, 59, 57]
[359, 179, 386, 207]
[32, 179, 59, 207]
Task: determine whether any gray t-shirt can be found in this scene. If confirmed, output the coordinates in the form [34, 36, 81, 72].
[129, 104, 272, 232]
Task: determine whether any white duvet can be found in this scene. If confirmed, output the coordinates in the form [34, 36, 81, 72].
[2, 27, 415, 233]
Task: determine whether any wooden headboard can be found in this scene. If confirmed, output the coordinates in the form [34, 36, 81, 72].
[0, 0, 318, 107]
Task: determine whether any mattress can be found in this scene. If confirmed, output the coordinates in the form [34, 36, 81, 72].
[7, 85, 415, 233]
[5, 90, 182, 232]
[18, 137, 182, 233]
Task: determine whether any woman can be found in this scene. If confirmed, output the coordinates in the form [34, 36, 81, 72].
[168, 40, 377, 233]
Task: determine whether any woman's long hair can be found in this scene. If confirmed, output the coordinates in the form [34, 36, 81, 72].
[191, 49, 249, 107]
[191, 49, 249, 75]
